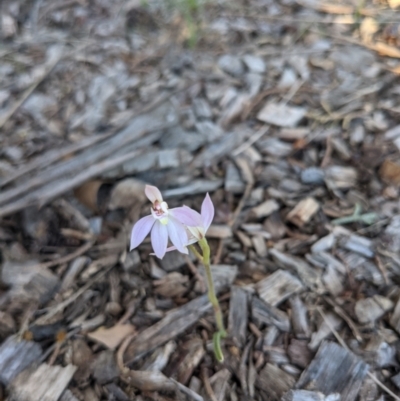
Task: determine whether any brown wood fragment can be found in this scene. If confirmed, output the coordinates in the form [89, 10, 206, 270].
[0, 336, 42, 386]
[228, 287, 249, 347]
[288, 339, 314, 369]
[287, 198, 319, 227]
[296, 341, 368, 401]
[380, 159, 400, 185]
[8, 363, 77, 401]
[256, 363, 296, 400]
[256, 270, 304, 306]
[175, 338, 205, 385]
[251, 297, 290, 332]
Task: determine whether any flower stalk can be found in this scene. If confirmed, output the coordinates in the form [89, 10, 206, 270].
[190, 239, 226, 362]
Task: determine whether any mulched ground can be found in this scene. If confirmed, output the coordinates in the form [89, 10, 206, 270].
[2, 0, 400, 400]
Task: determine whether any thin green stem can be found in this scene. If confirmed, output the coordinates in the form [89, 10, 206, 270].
[189, 239, 227, 361]
[188, 244, 203, 263]
[199, 238, 227, 361]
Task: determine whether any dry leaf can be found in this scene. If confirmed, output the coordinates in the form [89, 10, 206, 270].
[370, 42, 400, 58]
[360, 17, 378, 45]
[380, 160, 400, 186]
[333, 15, 355, 25]
[87, 324, 136, 350]
[388, 0, 400, 9]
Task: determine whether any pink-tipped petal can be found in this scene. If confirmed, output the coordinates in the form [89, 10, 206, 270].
[130, 215, 155, 250]
[201, 193, 214, 232]
[151, 221, 168, 259]
[145, 185, 163, 203]
[167, 218, 189, 254]
[169, 206, 202, 227]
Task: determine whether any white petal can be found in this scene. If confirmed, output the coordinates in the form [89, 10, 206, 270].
[130, 215, 155, 250]
[167, 218, 189, 254]
[151, 221, 168, 259]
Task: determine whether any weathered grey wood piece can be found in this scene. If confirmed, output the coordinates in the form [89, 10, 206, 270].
[0, 336, 42, 386]
[0, 104, 178, 217]
[256, 363, 296, 400]
[8, 363, 76, 401]
[269, 249, 323, 292]
[1, 260, 60, 306]
[296, 341, 368, 401]
[228, 286, 249, 347]
[59, 390, 79, 401]
[251, 297, 290, 332]
[282, 389, 340, 401]
[390, 297, 400, 334]
[256, 270, 304, 306]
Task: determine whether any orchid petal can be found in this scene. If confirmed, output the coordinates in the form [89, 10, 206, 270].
[145, 185, 163, 203]
[151, 221, 168, 259]
[201, 193, 214, 232]
[167, 218, 189, 254]
[169, 206, 202, 227]
[130, 215, 155, 250]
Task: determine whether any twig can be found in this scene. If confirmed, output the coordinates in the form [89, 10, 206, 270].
[232, 126, 269, 157]
[375, 255, 389, 286]
[228, 183, 253, 229]
[201, 367, 218, 401]
[213, 239, 224, 265]
[117, 333, 137, 373]
[170, 379, 204, 401]
[31, 241, 94, 270]
[320, 135, 333, 168]
[0, 132, 112, 188]
[280, 79, 304, 107]
[323, 297, 363, 342]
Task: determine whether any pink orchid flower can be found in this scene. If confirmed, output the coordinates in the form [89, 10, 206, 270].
[165, 193, 214, 253]
[130, 185, 203, 259]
